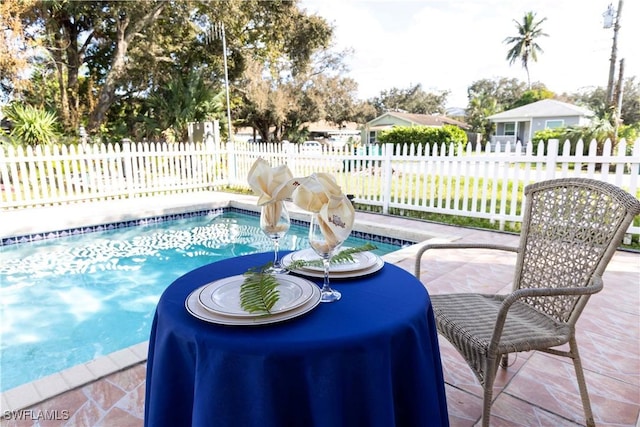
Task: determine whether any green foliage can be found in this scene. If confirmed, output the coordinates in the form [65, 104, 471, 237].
[531, 128, 565, 154]
[378, 125, 468, 154]
[466, 77, 534, 143]
[2, 103, 60, 146]
[240, 265, 281, 315]
[467, 78, 528, 111]
[619, 124, 639, 148]
[144, 69, 221, 142]
[466, 93, 497, 142]
[286, 243, 378, 270]
[509, 87, 555, 109]
[568, 78, 640, 127]
[10, 0, 336, 140]
[533, 116, 625, 156]
[504, 11, 548, 88]
[369, 84, 448, 116]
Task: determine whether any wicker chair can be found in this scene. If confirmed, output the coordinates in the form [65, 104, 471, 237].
[414, 178, 640, 427]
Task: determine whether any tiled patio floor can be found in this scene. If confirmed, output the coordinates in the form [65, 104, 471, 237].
[1, 196, 639, 426]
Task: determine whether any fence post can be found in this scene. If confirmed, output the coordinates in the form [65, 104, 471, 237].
[226, 140, 237, 186]
[381, 143, 394, 215]
[122, 141, 135, 198]
[545, 139, 559, 180]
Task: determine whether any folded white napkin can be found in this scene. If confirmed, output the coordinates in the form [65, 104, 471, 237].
[247, 158, 296, 205]
[248, 158, 299, 228]
[291, 173, 354, 246]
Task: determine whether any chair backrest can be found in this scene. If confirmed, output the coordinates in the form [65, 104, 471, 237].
[513, 178, 640, 324]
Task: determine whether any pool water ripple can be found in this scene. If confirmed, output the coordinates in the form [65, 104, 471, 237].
[0, 211, 400, 391]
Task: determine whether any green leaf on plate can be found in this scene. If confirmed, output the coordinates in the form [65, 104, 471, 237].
[240, 265, 280, 315]
[286, 242, 378, 270]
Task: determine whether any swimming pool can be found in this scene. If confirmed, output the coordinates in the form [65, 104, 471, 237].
[0, 209, 405, 391]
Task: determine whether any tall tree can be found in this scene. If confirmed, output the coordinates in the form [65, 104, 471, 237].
[14, 1, 168, 133]
[7, 0, 334, 140]
[509, 86, 555, 109]
[466, 94, 498, 144]
[504, 11, 548, 89]
[0, 0, 36, 102]
[569, 78, 640, 127]
[467, 77, 527, 111]
[370, 84, 448, 116]
[87, 2, 167, 131]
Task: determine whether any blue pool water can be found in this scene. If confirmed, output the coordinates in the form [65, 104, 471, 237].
[0, 210, 403, 391]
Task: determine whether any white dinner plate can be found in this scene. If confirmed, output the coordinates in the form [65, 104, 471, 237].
[284, 248, 379, 273]
[282, 252, 385, 279]
[198, 274, 315, 317]
[186, 280, 321, 326]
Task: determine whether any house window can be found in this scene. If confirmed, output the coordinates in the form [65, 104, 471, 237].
[545, 120, 564, 129]
[504, 122, 516, 136]
[368, 131, 376, 144]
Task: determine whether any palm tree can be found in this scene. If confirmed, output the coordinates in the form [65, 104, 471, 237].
[504, 11, 548, 89]
[467, 94, 498, 144]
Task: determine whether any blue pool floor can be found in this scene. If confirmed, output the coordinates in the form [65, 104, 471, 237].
[0, 209, 402, 391]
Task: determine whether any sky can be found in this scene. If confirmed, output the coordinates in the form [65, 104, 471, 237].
[299, 0, 639, 109]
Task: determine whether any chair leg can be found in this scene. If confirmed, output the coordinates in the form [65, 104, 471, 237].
[481, 357, 499, 427]
[500, 353, 509, 368]
[570, 336, 595, 427]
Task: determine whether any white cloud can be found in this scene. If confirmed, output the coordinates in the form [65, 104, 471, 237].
[301, 0, 639, 108]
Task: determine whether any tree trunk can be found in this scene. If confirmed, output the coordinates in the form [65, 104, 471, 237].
[88, 21, 129, 132]
[88, 2, 166, 133]
[64, 18, 81, 133]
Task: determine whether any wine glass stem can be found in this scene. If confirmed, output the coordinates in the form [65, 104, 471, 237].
[272, 238, 281, 268]
[322, 257, 331, 291]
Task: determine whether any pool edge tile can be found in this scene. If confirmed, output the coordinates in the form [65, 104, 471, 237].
[1, 393, 9, 412]
[84, 356, 121, 380]
[32, 374, 70, 405]
[107, 347, 143, 369]
[0, 341, 151, 413]
[129, 341, 149, 360]
[1, 382, 42, 412]
[59, 364, 96, 390]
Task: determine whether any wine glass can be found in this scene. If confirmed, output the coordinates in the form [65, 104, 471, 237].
[260, 201, 290, 274]
[308, 213, 343, 302]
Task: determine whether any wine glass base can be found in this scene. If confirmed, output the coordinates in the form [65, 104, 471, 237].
[266, 266, 289, 275]
[320, 289, 341, 303]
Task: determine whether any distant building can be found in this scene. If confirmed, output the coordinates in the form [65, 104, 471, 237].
[304, 120, 360, 144]
[362, 112, 471, 145]
[188, 121, 220, 144]
[486, 99, 594, 150]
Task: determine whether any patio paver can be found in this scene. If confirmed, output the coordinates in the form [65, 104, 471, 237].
[1, 193, 638, 426]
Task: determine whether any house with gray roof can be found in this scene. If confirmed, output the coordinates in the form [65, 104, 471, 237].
[486, 99, 594, 150]
[362, 112, 471, 145]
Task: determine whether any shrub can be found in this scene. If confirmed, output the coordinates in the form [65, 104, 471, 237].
[2, 103, 60, 146]
[532, 128, 565, 154]
[378, 125, 468, 155]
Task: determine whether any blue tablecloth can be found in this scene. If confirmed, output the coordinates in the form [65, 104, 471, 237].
[144, 252, 449, 427]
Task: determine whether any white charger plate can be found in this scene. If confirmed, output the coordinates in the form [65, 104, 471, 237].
[198, 274, 315, 317]
[186, 280, 321, 326]
[284, 248, 379, 273]
[283, 252, 385, 279]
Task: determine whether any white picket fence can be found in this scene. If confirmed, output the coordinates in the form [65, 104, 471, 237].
[1, 138, 639, 237]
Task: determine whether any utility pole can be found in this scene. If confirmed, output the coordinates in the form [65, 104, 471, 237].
[613, 58, 625, 143]
[603, 0, 623, 106]
[219, 23, 233, 144]
[206, 22, 233, 144]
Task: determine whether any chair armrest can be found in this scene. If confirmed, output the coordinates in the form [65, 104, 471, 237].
[414, 242, 518, 279]
[503, 275, 604, 304]
[487, 275, 604, 354]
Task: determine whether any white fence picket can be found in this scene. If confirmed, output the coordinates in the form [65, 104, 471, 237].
[1, 138, 639, 237]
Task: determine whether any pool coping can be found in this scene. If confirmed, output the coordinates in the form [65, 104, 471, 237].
[1, 194, 460, 413]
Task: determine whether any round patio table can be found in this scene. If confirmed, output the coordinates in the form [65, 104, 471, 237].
[144, 251, 449, 427]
